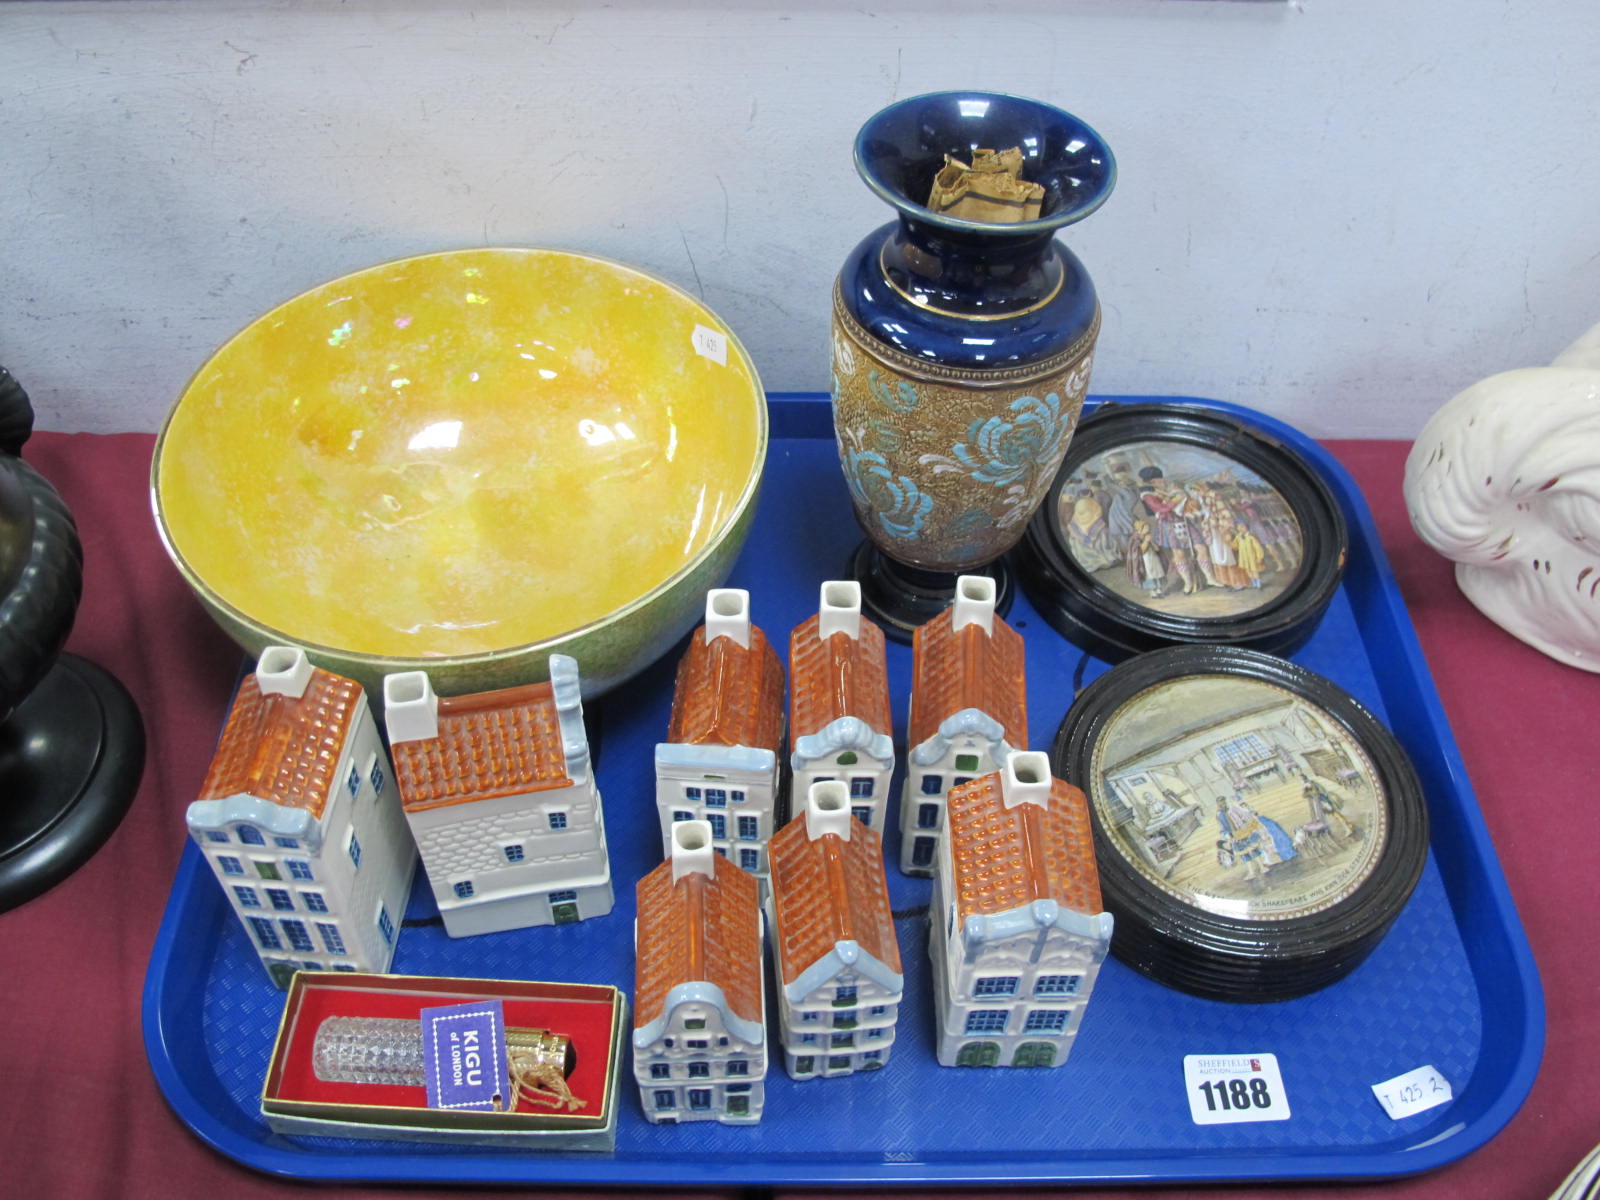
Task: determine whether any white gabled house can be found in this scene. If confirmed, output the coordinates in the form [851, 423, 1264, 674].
[383, 653, 614, 938]
[766, 781, 903, 1081]
[788, 581, 896, 832]
[654, 589, 786, 882]
[930, 751, 1113, 1069]
[185, 646, 416, 989]
[901, 575, 1028, 876]
[633, 820, 767, 1124]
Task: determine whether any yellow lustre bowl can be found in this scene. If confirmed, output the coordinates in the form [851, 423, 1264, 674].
[152, 246, 767, 698]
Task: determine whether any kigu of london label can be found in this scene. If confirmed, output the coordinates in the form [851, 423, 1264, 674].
[829, 291, 1098, 572]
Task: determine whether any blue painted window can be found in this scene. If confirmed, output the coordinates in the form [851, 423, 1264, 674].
[247, 916, 281, 950]
[281, 919, 314, 953]
[801, 1010, 819, 1023]
[852, 806, 872, 826]
[725, 1059, 749, 1076]
[800, 1033, 816, 1045]
[952, 776, 973, 790]
[730, 789, 746, 803]
[334, 964, 357, 972]
[218, 855, 243, 876]
[303, 891, 328, 913]
[685, 1039, 708, 1050]
[547, 811, 568, 830]
[204, 831, 228, 844]
[850, 776, 873, 798]
[370, 761, 385, 794]
[301, 961, 320, 971]
[1034, 974, 1082, 997]
[377, 903, 394, 945]
[917, 803, 939, 829]
[1025, 1008, 1069, 1033]
[688, 1089, 712, 1111]
[835, 984, 857, 1003]
[653, 1090, 675, 1110]
[863, 1049, 883, 1061]
[911, 836, 936, 867]
[504, 844, 525, 862]
[672, 810, 693, 823]
[687, 1061, 710, 1078]
[920, 774, 943, 795]
[726, 1082, 751, 1094]
[548, 890, 576, 903]
[347, 831, 362, 868]
[286, 859, 313, 881]
[704, 788, 727, 808]
[267, 888, 294, 911]
[237, 826, 265, 846]
[650, 1063, 670, 1079]
[453, 880, 475, 899]
[347, 765, 361, 797]
[274, 836, 299, 849]
[684, 786, 702, 802]
[965, 1009, 1009, 1035]
[706, 813, 726, 839]
[737, 815, 759, 840]
[232, 886, 260, 908]
[739, 848, 759, 872]
[870, 1004, 887, 1016]
[831, 1032, 853, 1048]
[867, 1027, 885, 1039]
[317, 923, 346, 954]
[974, 976, 1018, 998]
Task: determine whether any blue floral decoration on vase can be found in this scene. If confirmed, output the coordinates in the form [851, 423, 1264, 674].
[950, 392, 1067, 486]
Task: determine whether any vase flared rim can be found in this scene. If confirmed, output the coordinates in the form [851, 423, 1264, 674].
[853, 90, 1116, 238]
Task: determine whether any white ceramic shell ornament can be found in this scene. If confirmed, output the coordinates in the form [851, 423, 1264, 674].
[1405, 324, 1600, 670]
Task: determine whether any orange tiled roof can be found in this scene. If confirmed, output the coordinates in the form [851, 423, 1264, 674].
[633, 855, 763, 1029]
[788, 615, 892, 742]
[391, 682, 573, 812]
[666, 625, 784, 753]
[947, 773, 1102, 926]
[907, 607, 1027, 750]
[197, 668, 365, 818]
[767, 815, 900, 987]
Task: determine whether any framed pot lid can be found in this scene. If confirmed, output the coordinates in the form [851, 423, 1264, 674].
[1015, 402, 1348, 662]
[1050, 645, 1428, 1002]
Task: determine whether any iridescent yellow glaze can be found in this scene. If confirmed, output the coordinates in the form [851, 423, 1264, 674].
[153, 248, 765, 692]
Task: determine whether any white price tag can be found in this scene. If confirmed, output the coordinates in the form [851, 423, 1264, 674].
[1183, 1053, 1291, 1125]
[691, 324, 728, 366]
[1371, 1065, 1452, 1120]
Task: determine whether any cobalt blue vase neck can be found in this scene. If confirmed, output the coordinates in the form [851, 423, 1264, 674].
[840, 91, 1114, 372]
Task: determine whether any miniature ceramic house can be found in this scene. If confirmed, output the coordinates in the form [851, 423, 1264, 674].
[655, 589, 786, 881]
[185, 646, 416, 989]
[788, 580, 896, 832]
[930, 751, 1112, 1068]
[766, 780, 903, 1081]
[383, 654, 614, 938]
[633, 819, 768, 1124]
[901, 574, 1028, 876]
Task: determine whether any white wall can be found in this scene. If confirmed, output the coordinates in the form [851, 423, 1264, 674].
[4, 0, 1596, 438]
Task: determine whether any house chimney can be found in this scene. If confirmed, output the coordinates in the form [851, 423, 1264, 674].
[256, 646, 314, 699]
[950, 574, 996, 635]
[383, 671, 440, 744]
[704, 588, 751, 649]
[671, 819, 718, 883]
[804, 779, 853, 842]
[817, 579, 862, 641]
[547, 653, 591, 778]
[1001, 750, 1054, 810]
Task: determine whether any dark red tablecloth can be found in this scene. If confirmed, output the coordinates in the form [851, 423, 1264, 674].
[3, 432, 1595, 1199]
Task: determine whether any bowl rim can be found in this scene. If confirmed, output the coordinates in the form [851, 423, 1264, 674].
[149, 244, 769, 674]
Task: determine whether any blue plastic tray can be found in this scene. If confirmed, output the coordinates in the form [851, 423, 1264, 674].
[142, 394, 1543, 1187]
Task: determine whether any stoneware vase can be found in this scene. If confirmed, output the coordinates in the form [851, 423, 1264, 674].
[831, 91, 1115, 637]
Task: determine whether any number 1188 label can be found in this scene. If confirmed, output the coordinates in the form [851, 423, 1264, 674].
[1183, 1053, 1291, 1125]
